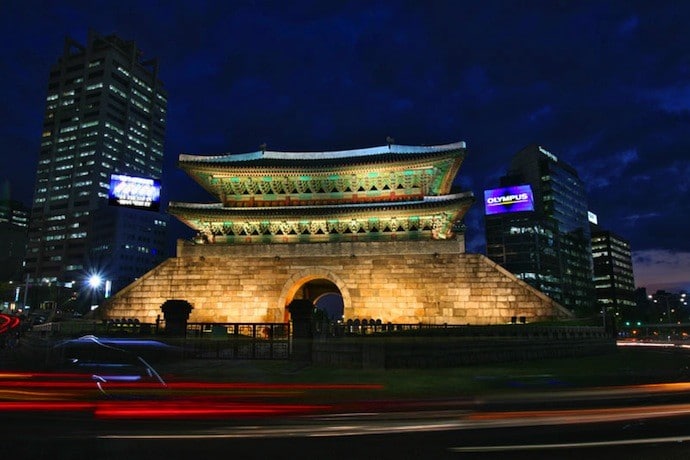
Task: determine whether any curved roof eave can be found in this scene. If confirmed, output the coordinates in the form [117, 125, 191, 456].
[179, 142, 467, 164]
[168, 194, 474, 223]
[169, 191, 474, 212]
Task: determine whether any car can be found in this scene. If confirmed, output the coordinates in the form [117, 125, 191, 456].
[47, 335, 170, 398]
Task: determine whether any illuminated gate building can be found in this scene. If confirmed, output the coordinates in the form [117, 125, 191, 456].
[100, 142, 571, 324]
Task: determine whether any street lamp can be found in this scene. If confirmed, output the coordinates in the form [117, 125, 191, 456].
[86, 273, 111, 311]
[88, 274, 102, 290]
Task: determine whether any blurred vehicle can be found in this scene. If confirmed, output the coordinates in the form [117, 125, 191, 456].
[46, 335, 169, 398]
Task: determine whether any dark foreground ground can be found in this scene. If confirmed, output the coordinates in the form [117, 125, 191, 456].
[3, 335, 690, 459]
[3, 333, 690, 400]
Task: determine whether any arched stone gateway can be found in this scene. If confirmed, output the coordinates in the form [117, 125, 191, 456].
[96, 142, 573, 324]
[278, 268, 351, 322]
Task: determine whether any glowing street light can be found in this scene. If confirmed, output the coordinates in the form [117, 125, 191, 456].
[88, 274, 103, 289]
[86, 273, 111, 311]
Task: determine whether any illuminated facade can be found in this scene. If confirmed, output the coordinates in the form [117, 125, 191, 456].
[590, 225, 636, 316]
[170, 142, 473, 245]
[26, 31, 168, 296]
[485, 144, 595, 315]
[100, 142, 572, 325]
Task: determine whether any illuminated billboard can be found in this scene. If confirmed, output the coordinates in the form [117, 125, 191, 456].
[108, 174, 161, 211]
[588, 211, 598, 225]
[484, 185, 534, 215]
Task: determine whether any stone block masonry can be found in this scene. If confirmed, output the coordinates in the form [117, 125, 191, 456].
[99, 239, 572, 324]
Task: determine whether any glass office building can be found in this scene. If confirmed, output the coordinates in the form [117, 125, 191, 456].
[25, 31, 168, 301]
[485, 144, 595, 315]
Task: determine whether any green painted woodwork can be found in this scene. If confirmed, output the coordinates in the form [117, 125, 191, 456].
[172, 143, 472, 244]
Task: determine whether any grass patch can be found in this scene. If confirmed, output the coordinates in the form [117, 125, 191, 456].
[154, 346, 690, 401]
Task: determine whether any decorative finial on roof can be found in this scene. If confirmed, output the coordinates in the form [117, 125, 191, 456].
[386, 136, 395, 149]
[259, 143, 267, 153]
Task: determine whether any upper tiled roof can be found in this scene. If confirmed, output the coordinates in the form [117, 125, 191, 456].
[178, 142, 466, 167]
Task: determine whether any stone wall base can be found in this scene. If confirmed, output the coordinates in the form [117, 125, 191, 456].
[99, 239, 572, 325]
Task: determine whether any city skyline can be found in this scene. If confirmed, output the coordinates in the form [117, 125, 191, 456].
[1, 1, 688, 293]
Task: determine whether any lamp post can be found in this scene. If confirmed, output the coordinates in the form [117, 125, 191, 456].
[22, 273, 29, 311]
[88, 274, 102, 311]
[88, 274, 111, 308]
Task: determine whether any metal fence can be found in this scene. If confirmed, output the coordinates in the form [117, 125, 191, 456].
[322, 320, 609, 339]
[29, 318, 607, 363]
[179, 322, 291, 360]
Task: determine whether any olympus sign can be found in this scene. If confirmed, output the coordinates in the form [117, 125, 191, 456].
[486, 193, 530, 205]
[484, 185, 535, 215]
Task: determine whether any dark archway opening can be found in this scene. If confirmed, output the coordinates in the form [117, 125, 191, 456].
[314, 292, 344, 321]
[292, 279, 343, 321]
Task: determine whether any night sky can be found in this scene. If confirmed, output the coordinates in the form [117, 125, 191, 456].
[1, 1, 688, 293]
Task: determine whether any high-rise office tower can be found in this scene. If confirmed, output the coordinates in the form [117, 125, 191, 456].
[485, 144, 595, 315]
[26, 31, 168, 301]
[590, 220, 636, 318]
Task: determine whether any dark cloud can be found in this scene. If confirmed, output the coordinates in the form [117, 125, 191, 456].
[1, 0, 688, 290]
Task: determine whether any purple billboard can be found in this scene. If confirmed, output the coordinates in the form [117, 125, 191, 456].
[484, 185, 534, 215]
[108, 174, 161, 211]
